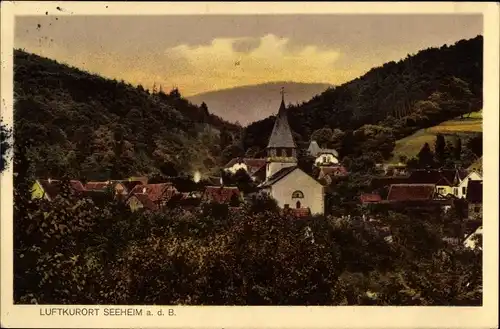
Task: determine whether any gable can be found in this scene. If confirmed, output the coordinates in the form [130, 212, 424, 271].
[273, 167, 323, 189]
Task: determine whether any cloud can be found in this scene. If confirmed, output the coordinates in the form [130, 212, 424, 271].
[164, 34, 342, 94]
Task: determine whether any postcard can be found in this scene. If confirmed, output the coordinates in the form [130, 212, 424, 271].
[1, 1, 498, 328]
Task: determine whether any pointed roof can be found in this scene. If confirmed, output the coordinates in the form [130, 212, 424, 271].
[267, 90, 296, 149]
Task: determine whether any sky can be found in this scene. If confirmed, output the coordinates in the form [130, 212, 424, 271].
[15, 14, 482, 96]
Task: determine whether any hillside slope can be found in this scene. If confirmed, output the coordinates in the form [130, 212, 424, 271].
[243, 36, 483, 160]
[187, 82, 333, 125]
[13, 50, 240, 181]
[389, 111, 482, 163]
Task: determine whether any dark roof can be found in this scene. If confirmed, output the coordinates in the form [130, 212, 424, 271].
[408, 170, 455, 185]
[259, 166, 298, 187]
[266, 97, 297, 149]
[38, 179, 85, 200]
[466, 180, 483, 203]
[202, 186, 241, 204]
[370, 176, 410, 189]
[252, 164, 267, 182]
[387, 184, 436, 201]
[456, 169, 470, 181]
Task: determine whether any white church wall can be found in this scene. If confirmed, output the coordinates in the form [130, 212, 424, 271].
[270, 168, 324, 215]
[266, 161, 296, 179]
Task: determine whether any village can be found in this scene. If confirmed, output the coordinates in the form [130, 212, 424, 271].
[30, 92, 484, 250]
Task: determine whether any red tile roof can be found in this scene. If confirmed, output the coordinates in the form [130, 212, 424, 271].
[38, 179, 85, 200]
[129, 193, 159, 211]
[85, 181, 113, 191]
[202, 186, 241, 204]
[129, 183, 177, 203]
[318, 166, 348, 178]
[360, 193, 382, 204]
[284, 207, 311, 218]
[387, 184, 436, 201]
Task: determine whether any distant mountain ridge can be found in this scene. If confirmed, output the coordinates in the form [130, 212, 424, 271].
[187, 82, 333, 125]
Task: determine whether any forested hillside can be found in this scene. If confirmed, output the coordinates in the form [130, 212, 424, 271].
[242, 36, 483, 161]
[13, 50, 240, 181]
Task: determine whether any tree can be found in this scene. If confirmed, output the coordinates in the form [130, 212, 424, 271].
[454, 137, 462, 161]
[417, 143, 435, 168]
[434, 134, 446, 166]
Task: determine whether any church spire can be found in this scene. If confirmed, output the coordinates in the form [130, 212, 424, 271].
[266, 87, 296, 149]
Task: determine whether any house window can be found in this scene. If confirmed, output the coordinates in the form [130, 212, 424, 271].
[284, 204, 290, 209]
[437, 187, 445, 195]
[281, 149, 287, 157]
[270, 149, 277, 157]
[296, 201, 301, 208]
[292, 190, 304, 199]
[453, 188, 458, 196]
[462, 187, 467, 195]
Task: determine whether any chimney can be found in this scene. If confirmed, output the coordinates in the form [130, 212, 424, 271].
[48, 178, 52, 184]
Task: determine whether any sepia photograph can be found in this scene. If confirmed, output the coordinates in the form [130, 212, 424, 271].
[1, 2, 498, 328]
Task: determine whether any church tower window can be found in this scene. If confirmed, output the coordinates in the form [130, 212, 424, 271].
[292, 190, 304, 199]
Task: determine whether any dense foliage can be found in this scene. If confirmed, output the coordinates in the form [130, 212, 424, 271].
[243, 36, 483, 160]
[14, 177, 481, 305]
[13, 50, 240, 181]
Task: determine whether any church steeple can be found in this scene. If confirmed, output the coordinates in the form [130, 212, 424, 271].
[265, 88, 298, 180]
[267, 87, 297, 150]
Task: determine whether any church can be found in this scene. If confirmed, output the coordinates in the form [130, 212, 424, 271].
[258, 90, 325, 215]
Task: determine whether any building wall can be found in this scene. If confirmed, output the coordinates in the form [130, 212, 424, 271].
[457, 172, 482, 199]
[266, 161, 296, 180]
[314, 153, 339, 166]
[270, 169, 324, 215]
[127, 196, 144, 212]
[436, 185, 453, 197]
[31, 181, 46, 200]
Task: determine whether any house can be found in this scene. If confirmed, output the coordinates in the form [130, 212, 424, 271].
[407, 169, 455, 196]
[466, 180, 482, 220]
[126, 193, 159, 212]
[317, 165, 348, 185]
[307, 140, 340, 167]
[201, 186, 242, 206]
[453, 170, 482, 199]
[223, 158, 267, 182]
[84, 180, 128, 197]
[128, 183, 178, 210]
[259, 90, 325, 215]
[375, 163, 408, 176]
[31, 179, 86, 201]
